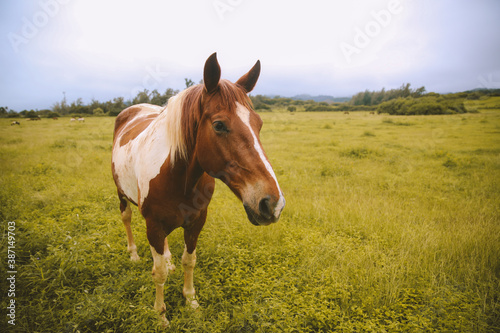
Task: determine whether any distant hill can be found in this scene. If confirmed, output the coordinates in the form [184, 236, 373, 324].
[291, 94, 351, 103]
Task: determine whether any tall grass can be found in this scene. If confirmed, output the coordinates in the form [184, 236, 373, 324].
[1, 109, 499, 332]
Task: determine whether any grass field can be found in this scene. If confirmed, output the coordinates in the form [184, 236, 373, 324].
[1, 103, 499, 332]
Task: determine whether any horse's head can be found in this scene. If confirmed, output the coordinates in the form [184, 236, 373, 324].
[192, 53, 285, 226]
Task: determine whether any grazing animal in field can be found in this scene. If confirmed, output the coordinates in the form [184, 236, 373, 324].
[369, 111, 375, 115]
[78, 117, 85, 122]
[70, 118, 76, 122]
[111, 53, 285, 325]
[11, 121, 20, 126]
[53, 117, 58, 120]
[344, 111, 350, 115]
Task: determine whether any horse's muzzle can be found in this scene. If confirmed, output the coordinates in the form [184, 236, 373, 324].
[243, 196, 283, 226]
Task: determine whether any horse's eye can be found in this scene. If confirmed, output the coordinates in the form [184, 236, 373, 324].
[213, 121, 228, 133]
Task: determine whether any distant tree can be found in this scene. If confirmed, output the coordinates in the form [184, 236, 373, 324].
[7, 110, 18, 118]
[185, 78, 195, 89]
[88, 98, 104, 114]
[0, 106, 8, 117]
[412, 86, 426, 97]
[362, 90, 372, 105]
[69, 98, 89, 114]
[287, 106, 296, 112]
[163, 88, 178, 103]
[132, 89, 150, 105]
[47, 111, 60, 118]
[25, 110, 37, 118]
[150, 89, 163, 106]
[372, 88, 385, 105]
[150, 88, 178, 106]
[108, 97, 127, 116]
[350, 83, 426, 106]
[52, 93, 70, 115]
[400, 83, 412, 98]
[38, 109, 51, 117]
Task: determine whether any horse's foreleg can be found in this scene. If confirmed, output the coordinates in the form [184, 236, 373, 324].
[182, 245, 199, 308]
[150, 244, 169, 326]
[164, 237, 176, 273]
[147, 221, 173, 326]
[120, 198, 139, 261]
[182, 212, 207, 309]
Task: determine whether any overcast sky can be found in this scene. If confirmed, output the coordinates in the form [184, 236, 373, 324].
[1, 0, 500, 111]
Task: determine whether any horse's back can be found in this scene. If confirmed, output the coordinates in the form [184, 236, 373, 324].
[114, 104, 163, 146]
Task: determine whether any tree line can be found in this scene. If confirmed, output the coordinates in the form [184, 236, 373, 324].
[1, 87, 180, 119]
[2, 82, 499, 118]
[350, 84, 500, 115]
[350, 83, 426, 106]
[51, 88, 179, 117]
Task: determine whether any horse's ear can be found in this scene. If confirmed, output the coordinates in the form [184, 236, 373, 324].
[236, 60, 261, 93]
[203, 52, 221, 94]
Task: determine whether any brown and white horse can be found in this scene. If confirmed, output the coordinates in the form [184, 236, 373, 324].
[111, 53, 285, 324]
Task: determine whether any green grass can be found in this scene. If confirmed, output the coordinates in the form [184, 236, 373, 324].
[1, 110, 499, 332]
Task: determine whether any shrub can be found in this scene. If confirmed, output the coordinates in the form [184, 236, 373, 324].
[255, 104, 271, 111]
[93, 107, 105, 116]
[377, 96, 468, 115]
[46, 112, 60, 118]
[408, 101, 444, 115]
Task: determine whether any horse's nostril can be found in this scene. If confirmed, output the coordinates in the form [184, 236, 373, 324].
[259, 196, 273, 220]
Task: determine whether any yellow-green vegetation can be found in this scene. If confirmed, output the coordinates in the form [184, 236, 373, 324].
[1, 105, 499, 331]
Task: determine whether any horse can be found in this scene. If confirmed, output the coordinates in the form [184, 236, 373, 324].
[111, 53, 285, 325]
[78, 117, 85, 122]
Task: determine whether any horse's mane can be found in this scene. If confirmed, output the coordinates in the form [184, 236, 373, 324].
[165, 80, 252, 165]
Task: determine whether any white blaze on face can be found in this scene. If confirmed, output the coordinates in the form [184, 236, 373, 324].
[235, 102, 285, 218]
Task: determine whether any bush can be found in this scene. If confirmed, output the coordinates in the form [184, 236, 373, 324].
[377, 96, 468, 115]
[255, 104, 271, 111]
[408, 102, 444, 115]
[305, 104, 337, 112]
[46, 112, 60, 118]
[93, 107, 105, 116]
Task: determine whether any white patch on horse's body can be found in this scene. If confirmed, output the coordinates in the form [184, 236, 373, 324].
[112, 94, 189, 205]
[235, 102, 285, 218]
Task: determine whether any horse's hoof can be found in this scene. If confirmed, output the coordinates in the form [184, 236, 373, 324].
[186, 297, 200, 310]
[159, 313, 170, 328]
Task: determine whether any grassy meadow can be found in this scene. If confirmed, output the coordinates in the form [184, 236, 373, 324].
[1, 101, 499, 332]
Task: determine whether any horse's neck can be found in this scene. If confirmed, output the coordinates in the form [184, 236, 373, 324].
[132, 107, 179, 204]
[136, 96, 204, 198]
